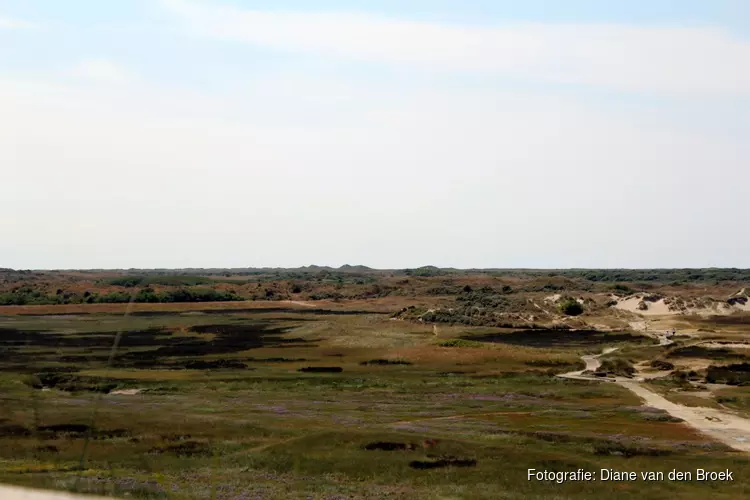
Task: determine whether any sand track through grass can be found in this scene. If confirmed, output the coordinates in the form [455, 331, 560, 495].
[559, 336, 750, 452]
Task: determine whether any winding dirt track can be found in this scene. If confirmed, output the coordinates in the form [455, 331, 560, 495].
[559, 335, 750, 452]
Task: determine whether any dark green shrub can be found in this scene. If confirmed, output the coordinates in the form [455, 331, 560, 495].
[558, 299, 583, 316]
[599, 358, 635, 377]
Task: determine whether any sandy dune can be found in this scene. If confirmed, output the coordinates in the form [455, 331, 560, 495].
[615, 293, 750, 317]
[615, 296, 671, 316]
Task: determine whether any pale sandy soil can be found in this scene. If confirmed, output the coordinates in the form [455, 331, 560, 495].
[699, 342, 750, 349]
[109, 388, 141, 396]
[557, 347, 618, 380]
[615, 293, 750, 317]
[633, 362, 669, 380]
[0, 485, 109, 499]
[284, 300, 316, 308]
[619, 381, 750, 452]
[615, 296, 671, 316]
[560, 344, 750, 452]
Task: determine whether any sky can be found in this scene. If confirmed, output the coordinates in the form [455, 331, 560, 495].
[1, 1, 749, 270]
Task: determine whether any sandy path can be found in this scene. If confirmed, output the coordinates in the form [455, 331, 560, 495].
[618, 381, 750, 451]
[109, 388, 141, 396]
[699, 342, 750, 349]
[0, 485, 109, 499]
[285, 300, 316, 308]
[558, 347, 617, 381]
[559, 341, 750, 452]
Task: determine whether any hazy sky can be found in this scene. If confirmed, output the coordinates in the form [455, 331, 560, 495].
[2, 1, 749, 269]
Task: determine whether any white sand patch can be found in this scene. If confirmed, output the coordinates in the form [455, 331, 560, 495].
[699, 342, 750, 350]
[0, 484, 109, 499]
[544, 294, 561, 303]
[615, 295, 671, 316]
[110, 388, 142, 396]
[615, 293, 749, 317]
[285, 300, 316, 308]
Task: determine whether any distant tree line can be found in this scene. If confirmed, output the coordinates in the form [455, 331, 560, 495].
[0, 287, 243, 306]
[105, 275, 215, 287]
[535, 269, 750, 283]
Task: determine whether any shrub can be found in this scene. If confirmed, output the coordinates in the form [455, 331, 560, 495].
[610, 284, 634, 295]
[705, 363, 750, 385]
[558, 299, 584, 316]
[599, 358, 635, 377]
[649, 359, 675, 371]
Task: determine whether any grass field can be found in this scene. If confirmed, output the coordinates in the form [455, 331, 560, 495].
[1, 299, 749, 499]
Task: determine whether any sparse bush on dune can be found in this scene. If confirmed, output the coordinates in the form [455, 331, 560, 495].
[598, 358, 635, 377]
[642, 294, 663, 303]
[610, 284, 634, 296]
[558, 298, 584, 316]
[649, 359, 675, 371]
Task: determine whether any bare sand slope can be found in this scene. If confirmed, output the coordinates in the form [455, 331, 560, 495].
[615, 296, 671, 316]
[0, 485, 110, 500]
[615, 293, 749, 316]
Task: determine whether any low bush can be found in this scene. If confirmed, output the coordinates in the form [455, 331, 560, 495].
[705, 363, 750, 385]
[558, 299, 584, 316]
[599, 358, 635, 377]
[649, 359, 675, 371]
